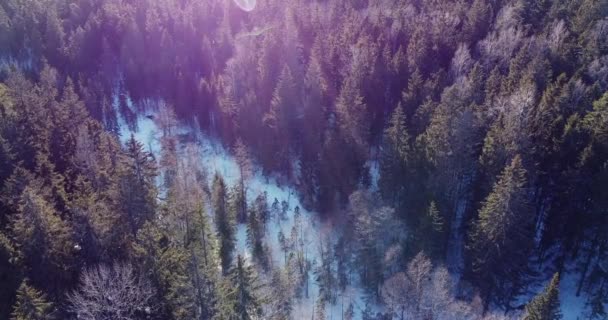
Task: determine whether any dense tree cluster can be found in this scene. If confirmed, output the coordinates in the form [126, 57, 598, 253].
[0, 0, 607, 318]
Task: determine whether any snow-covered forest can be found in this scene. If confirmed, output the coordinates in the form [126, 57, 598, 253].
[0, 0, 607, 319]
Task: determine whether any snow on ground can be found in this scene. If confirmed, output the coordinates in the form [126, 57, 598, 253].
[116, 100, 594, 319]
[118, 103, 372, 319]
[511, 248, 595, 320]
[559, 269, 588, 320]
[0, 54, 35, 74]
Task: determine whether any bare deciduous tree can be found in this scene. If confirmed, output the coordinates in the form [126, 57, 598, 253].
[381, 251, 432, 320]
[381, 272, 410, 320]
[68, 264, 154, 320]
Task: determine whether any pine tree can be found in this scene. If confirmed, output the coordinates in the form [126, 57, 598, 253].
[263, 65, 298, 173]
[234, 139, 252, 222]
[524, 273, 562, 320]
[336, 75, 370, 155]
[11, 280, 53, 320]
[379, 103, 409, 203]
[253, 192, 269, 227]
[467, 155, 534, 308]
[181, 200, 220, 320]
[271, 198, 281, 222]
[418, 201, 445, 258]
[269, 268, 292, 320]
[350, 191, 394, 297]
[315, 237, 336, 304]
[247, 205, 268, 270]
[119, 135, 157, 236]
[230, 182, 248, 224]
[212, 173, 235, 274]
[134, 222, 196, 320]
[302, 53, 328, 155]
[229, 255, 263, 320]
[12, 185, 74, 289]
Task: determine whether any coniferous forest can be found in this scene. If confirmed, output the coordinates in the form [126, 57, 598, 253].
[0, 0, 607, 319]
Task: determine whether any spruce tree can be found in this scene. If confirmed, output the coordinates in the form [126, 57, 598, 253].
[246, 205, 267, 270]
[467, 155, 534, 308]
[379, 103, 409, 203]
[229, 255, 263, 320]
[524, 273, 562, 320]
[12, 185, 74, 289]
[315, 238, 336, 304]
[269, 268, 292, 320]
[120, 135, 157, 236]
[212, 173, 235, 274]
[134, 222, 196, 320]
[234, 139, 252, 222]
[263, 65, 298, 173]
[11, 280, 53, 320]
[336, 75, 370, 155]
[418, 200, 445, 258]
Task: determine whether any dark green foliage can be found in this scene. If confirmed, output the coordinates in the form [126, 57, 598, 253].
[246, 202, 268, 270]
[524, 273, 562, 320]
[227, 255, 263, 320]
[468, 155, 534, 307]
[379, 103, 410, 204]
[417, 201, 445, 259]
[120, 135, 157, 236]
[212, 173, 235, 274]
[11, 280, 53, 320]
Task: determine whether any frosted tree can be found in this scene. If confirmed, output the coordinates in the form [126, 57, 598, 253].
[381, 271, 410, 320]
[68, 264, 154, 320]
[381, 252, 432, 319]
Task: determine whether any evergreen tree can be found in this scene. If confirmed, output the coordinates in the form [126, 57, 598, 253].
[336, 75, 370, 155]
[11, 280, 53, 320]
[468, 155, 534, 308]
[524, 273, 562, 320]
[263, 65, 298, 173]
[229, 255, 263, 320]
[269, 268, 292, 320]
[119, 135, 157, 236]
[134, 222, 197, 320]
[11, 185, 74, 291]
[253, 191, 270, 227]
[302, 53, 328, 164]
[247, 204, 268, 270]
[234, 139, 252, 222]
[314, 237, 336, 304]
[379, 103, 410, 203]
[230, 182, 248, 224]
[212, 173, 235, 274]
[417, 201, 445, 258]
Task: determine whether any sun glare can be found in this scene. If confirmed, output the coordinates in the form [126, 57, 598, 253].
[233, 0, 256, 11]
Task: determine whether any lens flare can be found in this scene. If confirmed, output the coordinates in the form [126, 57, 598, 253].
[233, 0, 256, 11]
